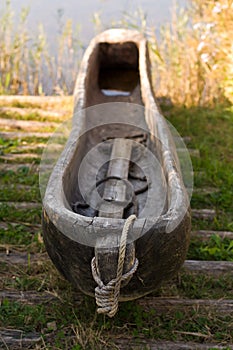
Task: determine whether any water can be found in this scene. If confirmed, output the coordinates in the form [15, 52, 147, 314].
[8, 0, 187, 49]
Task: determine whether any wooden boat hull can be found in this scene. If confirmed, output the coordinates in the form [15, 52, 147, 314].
[42, 29, 191, 301]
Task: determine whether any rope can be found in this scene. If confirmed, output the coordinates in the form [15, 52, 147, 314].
[91, 214, 138, 317]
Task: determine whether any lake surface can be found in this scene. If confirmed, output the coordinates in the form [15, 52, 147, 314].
[8, 0, 187, 48]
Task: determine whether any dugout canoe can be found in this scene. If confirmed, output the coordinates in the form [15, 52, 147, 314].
[42, 29, 191, 306]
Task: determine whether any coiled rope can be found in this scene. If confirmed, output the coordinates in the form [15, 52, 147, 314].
[91, 214, 138, 317]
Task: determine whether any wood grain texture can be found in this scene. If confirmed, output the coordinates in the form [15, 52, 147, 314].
[1, 250, 232, 276]
[0, 131, 54, 139]
[0, 117, 57, 130]
[0, 329, 232, 350]
[113, 339, 233, 350]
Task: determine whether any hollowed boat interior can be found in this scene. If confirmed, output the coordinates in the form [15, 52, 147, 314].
[63, 41, 169, 220]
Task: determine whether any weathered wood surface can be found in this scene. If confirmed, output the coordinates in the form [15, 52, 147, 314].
[1, 250, 232, 276]
[96, 138, 135, 284]
[1, 290, 232, 315]
[193, 187, 219, 195]
[0, 290, 57, 304]
[137, 297, 233, 314]
[0, 131, 54, 139]
[98, 138, 132, 218]
[0, 118, 57, 130]
[0, 329, 232, 350]
[183, 260, 233, 275]
[0, 106, 68, 119]
[1, 143, 63, 153]
[177, 148, 200, 157]
[0, 153, 41, 161]
[191, 209, 216, 220]
[174, 136, 192, 144]
[0, 329, 42, 348]
[0, 201, 41, 209]
[114, 339, 233, 350]
[0, 251, 48, 265]
[0, 95, 73, 105]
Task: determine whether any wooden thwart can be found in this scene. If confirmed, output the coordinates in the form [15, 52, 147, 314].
[95, 138, 135, 285]
[98, 138, 132, 218]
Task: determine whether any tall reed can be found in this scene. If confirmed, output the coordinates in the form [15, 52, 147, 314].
[0, 0, 82, 95]
[149, 0, 233, 106]
[0, 0, 232, 105]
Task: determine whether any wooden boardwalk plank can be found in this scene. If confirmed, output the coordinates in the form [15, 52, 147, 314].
[191, 209, 216, 220]
[114, 339, 233, 350]
[0, 106, 68, 120]
[0, 95, 73, 106]
[0, 251, 48, 265]
[1, 328, 232, 350]
[193, 187, 219, 195]
[0, 153, 41, 161]
[0, 201, 41, 209]
[183, 260, 233, 275]
[0, 117, 57, 131]
[0, 118, 58, 131]
[0, 329, 42, 348]
[0, 290, 57, 303]
[0, 250, 232, 276]
[137, 297, 233, 314]
[0, 131, 54, 139]
[178, 148, 200, 157]
[1, 290, 232, 315]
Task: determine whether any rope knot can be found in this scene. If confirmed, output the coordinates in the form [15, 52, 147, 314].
[91, 214, 138, 317]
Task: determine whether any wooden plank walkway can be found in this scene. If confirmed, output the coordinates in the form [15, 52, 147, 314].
[1, 329, 231, 349]
[0, 96, 232, 349]
[1, 250, 232, 276]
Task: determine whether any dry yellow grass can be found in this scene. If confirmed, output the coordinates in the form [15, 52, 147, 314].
[149, 0, 233, 106]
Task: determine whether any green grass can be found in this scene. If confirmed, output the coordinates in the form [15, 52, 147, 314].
[0, 167, 39, 185]
[163, 103, 233, 231]
[0, 203, 41, 224]
[188, 234, 233, 261]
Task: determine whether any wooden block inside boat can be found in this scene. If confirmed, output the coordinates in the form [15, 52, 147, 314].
[42, 28, 191, 316]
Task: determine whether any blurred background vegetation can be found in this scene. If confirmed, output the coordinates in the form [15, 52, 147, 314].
[0, 0, 232, 106]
